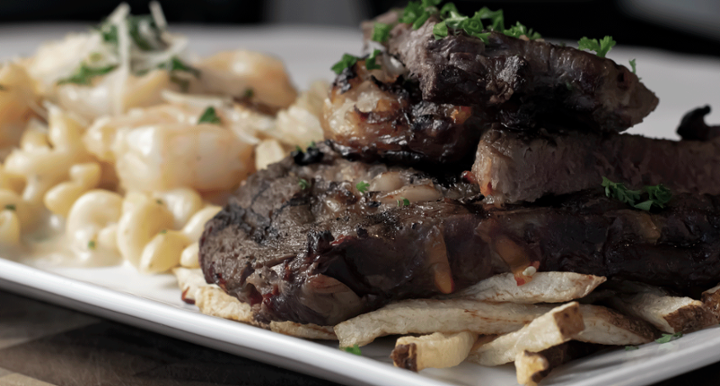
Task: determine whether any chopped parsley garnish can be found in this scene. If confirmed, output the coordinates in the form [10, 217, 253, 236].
[356, 181, 370, 193]
[602, 177, 642, 206]
[629, 59, 637, 74]
[159, 229, 168, 234]
[0, 84, 6, 91]
[244, 88, 254, 98]
[331, 54, 359, 74]
[4, 204, 16, 211]
[372, 22, 392, 43]
[88, 240, 96, 250]
[503, 21, 541, 40]
[655, 332, 682, 344]
[198, 107, 222, 125]
[365, 49, 382, 71]
[128, 15, 164, 51]
[159, 57, 200, 78]
[397, 197, 410, 207]
[295, 145, 303, 153]
[57, 64, 117, 85]
[602, 177, 672, 211]
[475, 6, 504, 31]
[578, 36, 616, 58]
[298, 178, 310, 190]
[342, 344, 362, 355]
[624, 345, 639, 351]
[156, 199, 164, 205]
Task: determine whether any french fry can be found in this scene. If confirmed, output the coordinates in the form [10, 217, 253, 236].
[575, 304, 656, 345]
[468, 302, 584, 366]
[391, 331, 478, 371]
[194, 282, 336, 339]
[515, 342, 603, 386]
[701, 283, 720, 321]
[334, 299, 558, 347]
[449, 272, 606, 304]
[515, 350, 550, 386]
[605, 282, 716, 333]
[172, 267, 209, 304]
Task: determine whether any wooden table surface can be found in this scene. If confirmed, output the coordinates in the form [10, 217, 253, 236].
[0, 289, 717, 386]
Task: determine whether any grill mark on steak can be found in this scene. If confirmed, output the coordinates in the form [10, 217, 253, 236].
[473, 127, 720, 204]
[382, 15, 658, 133]
[201, 145, 720, 325]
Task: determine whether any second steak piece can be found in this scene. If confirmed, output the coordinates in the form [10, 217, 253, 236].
[473, 128, 720, 204]
[385, 17, 659, 133]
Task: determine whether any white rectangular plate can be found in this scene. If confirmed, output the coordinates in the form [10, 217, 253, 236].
[1, 24, 720, 386]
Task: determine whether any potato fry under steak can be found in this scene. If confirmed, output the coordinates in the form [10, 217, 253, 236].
[334, 299, 558, 347]
[391, 331, 478, 371]
[515, 342, 603, 386]
[449, 272, 606, 304]
[575, 304, 656, 345]
[195, 285, 337, 339]
[173, 267, 211, 304]
[468, 302, 584, 366]
[701, 283, 720, 321]
[606, 283, 716, 333]
[515, 350, 550, 386]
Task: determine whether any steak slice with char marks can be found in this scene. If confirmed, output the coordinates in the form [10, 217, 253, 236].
[473, 128, 720, 204]
[200, 144, 720, 326]
[383, 15, 658, 132]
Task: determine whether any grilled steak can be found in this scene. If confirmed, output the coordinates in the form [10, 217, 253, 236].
[473, 128, 720, 204]
[677, 105, 720, 141]
[322, 58, 484, 167]
[382, 16, 658, 132]
[200, 144, 720, 325]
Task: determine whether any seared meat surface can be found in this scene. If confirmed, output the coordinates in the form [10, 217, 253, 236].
[473, 128, 720, 204]
[322, 59, 483, 167]
[201, 144, 720, 325]
[677, 105, 720, 141]
[200, 143, 489, 326]
[384, 16, 658, 132]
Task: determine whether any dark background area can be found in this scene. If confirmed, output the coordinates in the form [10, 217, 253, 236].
[0, 0, 719, 58]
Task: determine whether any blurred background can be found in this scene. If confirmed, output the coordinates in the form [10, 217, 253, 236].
[0, 0, 719, 58]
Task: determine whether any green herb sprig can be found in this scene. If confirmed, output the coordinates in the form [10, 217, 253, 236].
[331, 54, 359, 75]
[342, 344, 362, 355]
[578, 36, 616, 58]
[365, 49, 383, 71]
[655, 332, 682, 344]
[602, 177, 672, 211]
[4, 204, 16, 211]
[356, 181, 370, 193]
[57, 64, 117, 85]
[198, 107, 222, 125]
[503, 21, 541, 40]
[372, 22, 392, 43]
[431, 3, 539, 43]
[298, 178, 310, 190]
[397, 197, 410, 207]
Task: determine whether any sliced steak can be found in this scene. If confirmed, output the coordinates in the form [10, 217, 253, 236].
[201, 144, 720, 325]
[322, 58, 484, 167]
[677, 105, 720, 141]
[384, 17, 658, 132]
[473, 128, 720, 204]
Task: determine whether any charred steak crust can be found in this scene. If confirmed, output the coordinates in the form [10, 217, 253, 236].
[677, 105, 720, 141]
[322, 60, 483, 167]
[473, 128, 720, 204]
[201, 146, 720, 326]
[385, 17, 659, 132]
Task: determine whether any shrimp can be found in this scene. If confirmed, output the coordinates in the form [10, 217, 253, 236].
[195, 50, 297, 110]
[85, 104, 254, 193]
[0, 63, 42, 155]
